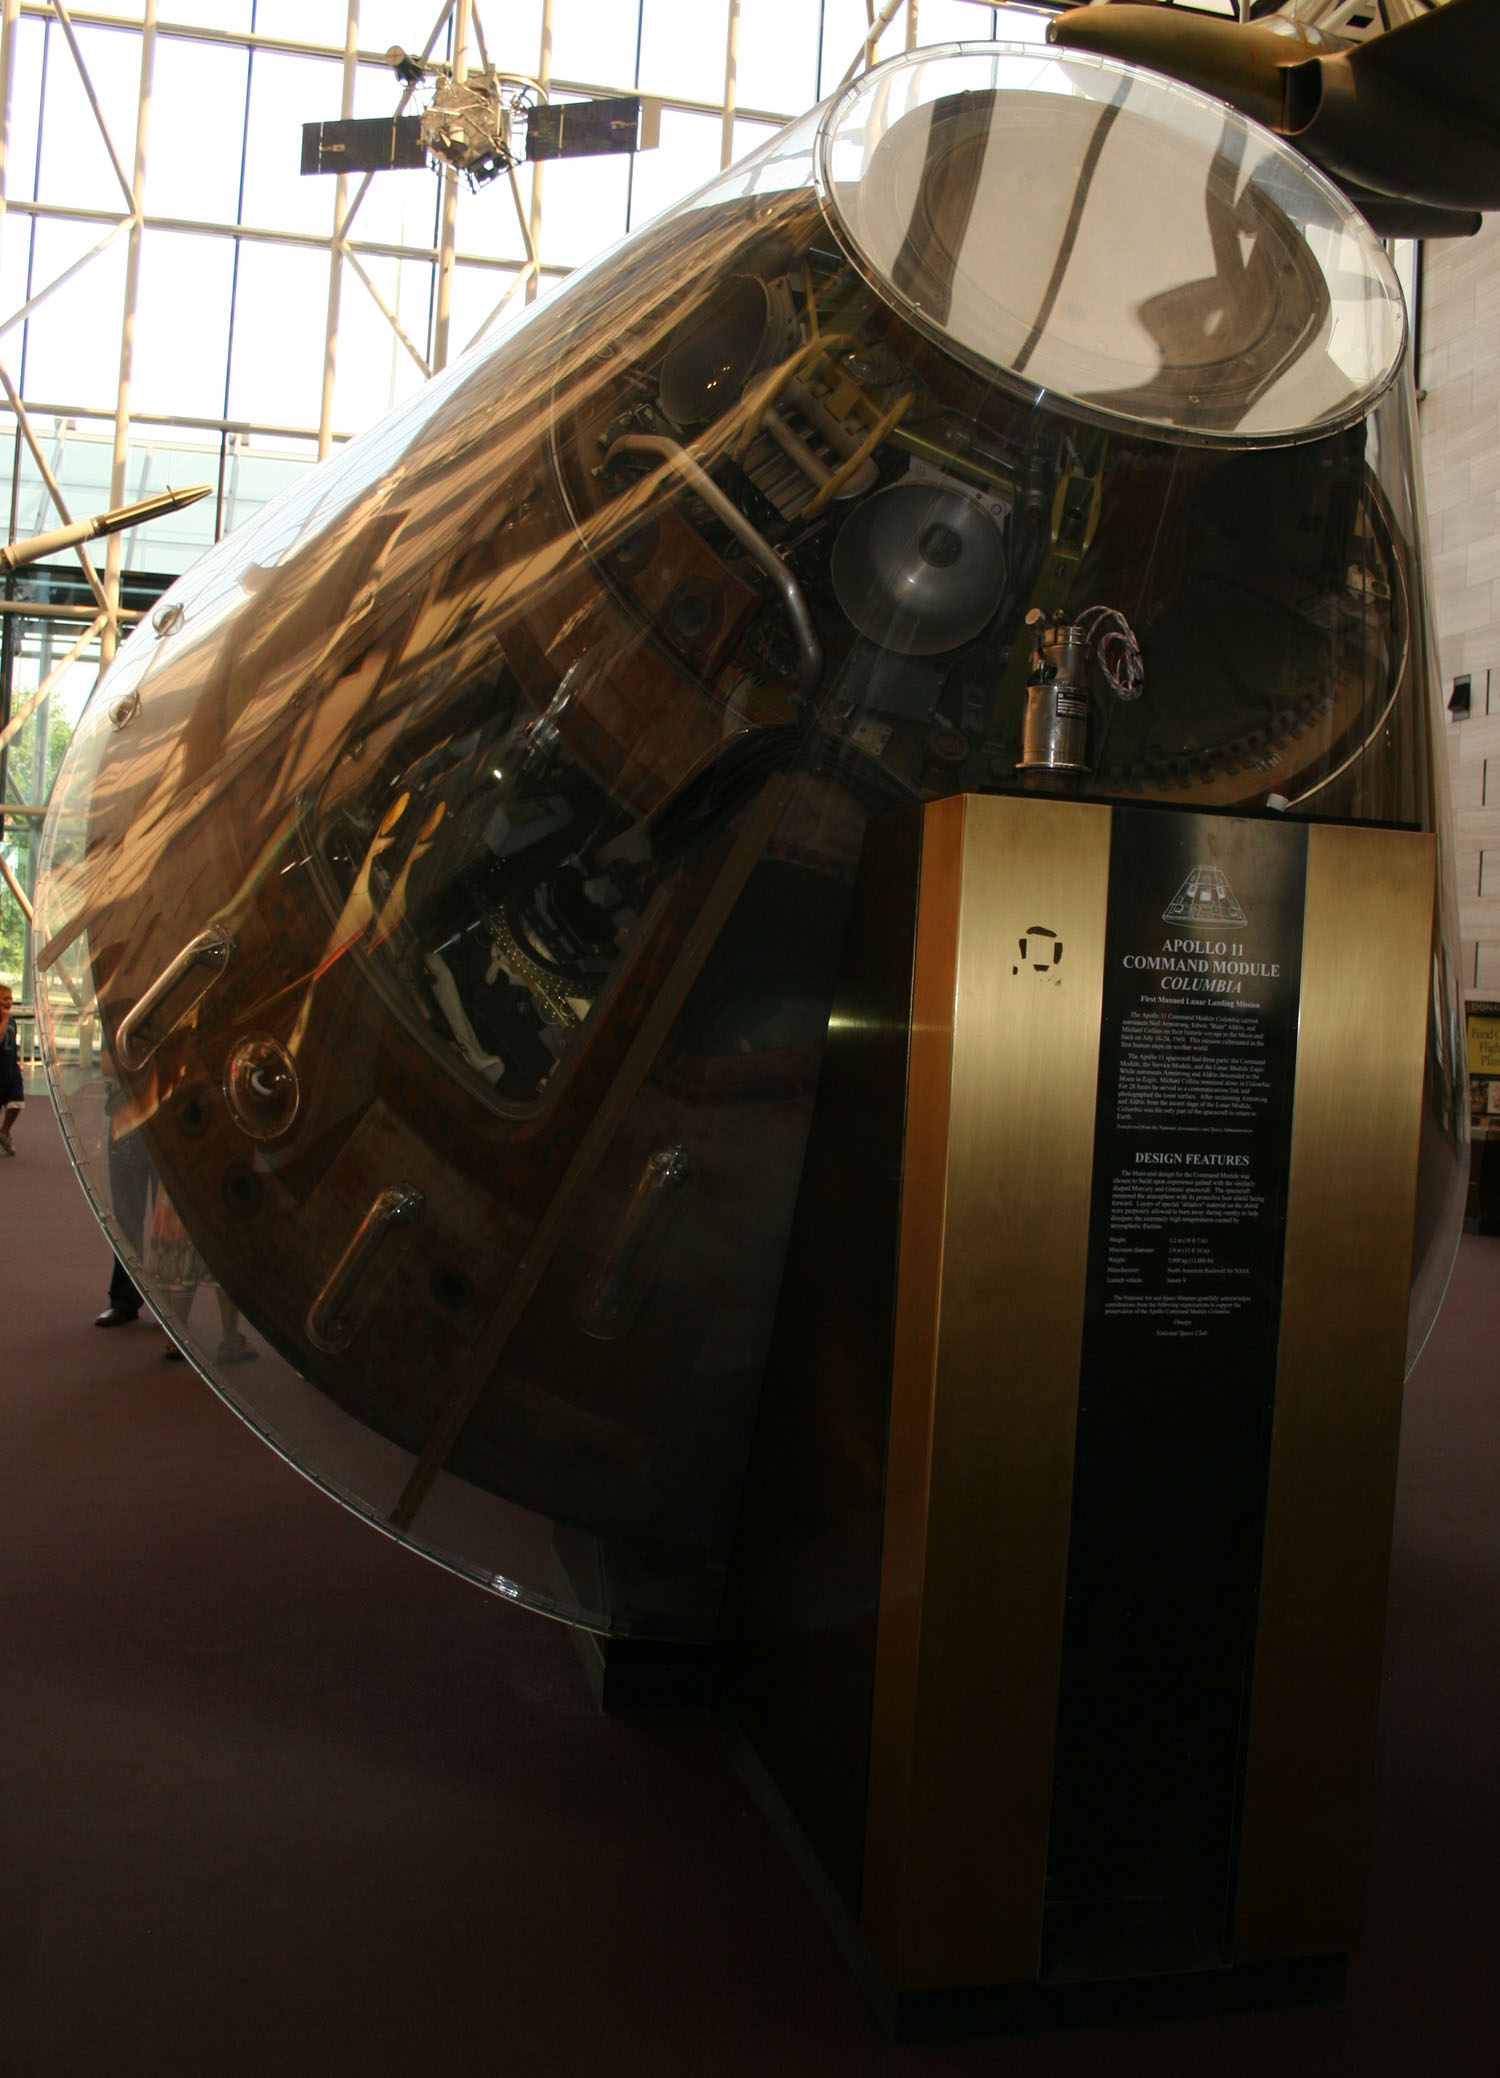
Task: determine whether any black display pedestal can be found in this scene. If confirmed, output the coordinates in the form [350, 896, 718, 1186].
[718, 1706, 1345, 2043]
[720, 793, 1435, 2037]
[569, 1628, 714, 1712]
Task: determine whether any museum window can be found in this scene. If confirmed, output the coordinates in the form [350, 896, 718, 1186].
[0, 0, 1388, 1060]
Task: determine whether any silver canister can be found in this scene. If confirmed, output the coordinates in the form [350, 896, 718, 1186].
[1018, 610, 1092, 773]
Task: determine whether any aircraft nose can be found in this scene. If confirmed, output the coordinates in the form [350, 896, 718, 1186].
[1049, 4, 1287, 132]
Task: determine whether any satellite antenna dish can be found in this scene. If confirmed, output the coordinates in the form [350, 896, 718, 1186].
[831, 483, 1008, 657]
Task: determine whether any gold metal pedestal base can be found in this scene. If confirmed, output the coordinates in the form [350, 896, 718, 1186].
[725, 792, 1435, 2013]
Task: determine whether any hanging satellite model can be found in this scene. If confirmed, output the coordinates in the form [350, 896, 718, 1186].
[300, 41, 656, 187]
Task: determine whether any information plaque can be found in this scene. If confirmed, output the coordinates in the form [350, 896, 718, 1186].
[723, 790, 1437, 2034]
[1046, 809, 1309, 1975]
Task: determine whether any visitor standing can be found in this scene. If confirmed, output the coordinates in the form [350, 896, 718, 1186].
[0, 984, 24, 1154]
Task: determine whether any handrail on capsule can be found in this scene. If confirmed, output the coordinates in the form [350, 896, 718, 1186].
[116, 923, 236, 1071]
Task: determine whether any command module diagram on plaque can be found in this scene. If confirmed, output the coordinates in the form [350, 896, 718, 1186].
[1042, 808, 1309, 1978]
[1161, 863, 1248, 930]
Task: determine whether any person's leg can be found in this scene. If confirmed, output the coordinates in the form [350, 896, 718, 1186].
[160, 1283, 195, 1361]
[109, 1130, 150, 1256]
[213, 1286, 257, 1365]
[0, 1100, 20, 1152]
[99, 1252, 143, 1324]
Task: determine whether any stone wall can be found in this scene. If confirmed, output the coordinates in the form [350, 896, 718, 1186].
[1420, 214, 1500, 995]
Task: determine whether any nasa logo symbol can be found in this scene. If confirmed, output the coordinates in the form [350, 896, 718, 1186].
[1014, 924, 1064, 978]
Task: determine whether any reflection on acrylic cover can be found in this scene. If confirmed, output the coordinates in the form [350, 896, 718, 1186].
[37, 42, 1465, 1640]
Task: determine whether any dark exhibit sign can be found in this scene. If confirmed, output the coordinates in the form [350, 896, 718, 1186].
[1092, 811, 1307, 1355]
[1045, 807, 1309, 1977]
[723, 791, 1437, 2031]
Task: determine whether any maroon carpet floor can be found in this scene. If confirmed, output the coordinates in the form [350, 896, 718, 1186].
[1, 1095, 1496, 2076]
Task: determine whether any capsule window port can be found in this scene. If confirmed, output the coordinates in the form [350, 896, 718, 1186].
[176, 1092, 213, 1140]
[666, 577, 722, 647]
[430, 1266, 474, 1312]
[609, 518, 659, 576]
[221, 1163, 263, 1217]
[224, 1033, 300, 1142]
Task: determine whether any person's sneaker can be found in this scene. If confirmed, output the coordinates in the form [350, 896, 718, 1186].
[0, 1131, 13, 1155]
[216, 1331, 259, 1366]
[94, 1306, 140, 1328]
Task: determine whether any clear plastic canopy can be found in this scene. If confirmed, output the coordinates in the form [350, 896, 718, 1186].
[37, 42, 1462, 1641]
[816, 44, 1406, 443]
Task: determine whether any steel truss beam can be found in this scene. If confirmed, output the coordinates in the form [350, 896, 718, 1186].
[0, 0, 947, 970]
